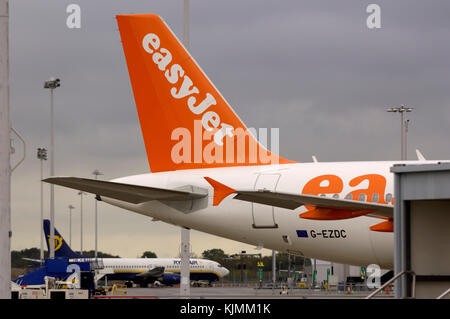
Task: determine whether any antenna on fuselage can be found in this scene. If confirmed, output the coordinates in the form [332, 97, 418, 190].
[416, 149, 426, 161]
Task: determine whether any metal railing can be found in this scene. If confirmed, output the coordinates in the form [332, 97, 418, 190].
[365, 270, 416, 299]
[110, 283, 127, 296]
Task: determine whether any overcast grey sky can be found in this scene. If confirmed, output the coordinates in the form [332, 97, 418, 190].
[8, 1, 450, 258]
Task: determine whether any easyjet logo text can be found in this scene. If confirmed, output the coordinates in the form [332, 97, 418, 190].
[142, 33, 234, 146]
[301, 174, 394, 204]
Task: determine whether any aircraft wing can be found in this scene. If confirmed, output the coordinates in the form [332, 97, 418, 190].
[43, 177, 208, 204]
[135, 266, 165, 280]
[233, 190, 393, 218]
[204, 177, 393, 220]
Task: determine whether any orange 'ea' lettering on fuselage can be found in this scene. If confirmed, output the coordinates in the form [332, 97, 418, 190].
[301, 174, 390, 205]
[301, 175, 344, 211]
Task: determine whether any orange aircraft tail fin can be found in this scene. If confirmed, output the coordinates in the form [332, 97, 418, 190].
[116, 14, 295, 172]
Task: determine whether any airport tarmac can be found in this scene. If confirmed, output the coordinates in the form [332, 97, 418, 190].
[97, 287, 394, 299]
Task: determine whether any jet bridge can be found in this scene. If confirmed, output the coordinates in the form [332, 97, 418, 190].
[391, 163, 450, 299]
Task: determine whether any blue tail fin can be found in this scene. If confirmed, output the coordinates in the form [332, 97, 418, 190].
[43, 219, 85, 259]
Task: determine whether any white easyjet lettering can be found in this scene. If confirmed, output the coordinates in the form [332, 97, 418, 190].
[165, 64, 184, 84]
[202, 111, 220, 131]
[170, 75, 199, 99]
[142, 33, 160, 53]
[188, 93, 216, 115]
[214, 123, 234, 146]
[152, 48, 172, 71]
[142, 33, 234, 145]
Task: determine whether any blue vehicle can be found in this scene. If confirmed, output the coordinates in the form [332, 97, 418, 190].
[13, 258, 91, 287]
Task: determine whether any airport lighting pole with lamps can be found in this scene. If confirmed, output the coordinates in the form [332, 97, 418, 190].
[68, 204, 75, 246]
[37, 148, 47, 260]
[386, 105, 413, 160]
[92, 169, 103, 259]
[78, 191, 84, 255]
[44, 77, 60, 259]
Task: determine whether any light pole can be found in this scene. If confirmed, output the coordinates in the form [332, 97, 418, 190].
[180, 0, 191, 297]
[313, 258, 317, 288]
[78, 191, 84, 255]
[92, 169, 103, 259]
[272, 250, 276, 285]
[37, 148, 47, 260]
[68, 204, 75, 246]
[44, 77, 60, 259]
[387, 105, 413, 160]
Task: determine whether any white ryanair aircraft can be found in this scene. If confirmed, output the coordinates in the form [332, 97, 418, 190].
[41, 220, 229, 286]
[45, 14, 443, 270]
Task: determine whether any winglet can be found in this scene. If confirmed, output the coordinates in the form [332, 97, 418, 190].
[204, 177, 236, 206]
[369, 219, 393, 232]
[300, 208, 373, 220]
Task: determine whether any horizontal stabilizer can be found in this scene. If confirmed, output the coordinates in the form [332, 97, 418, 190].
[204, 177, 236, 206]
[22, 258, 43, 265]
[204, 177, 393, 219]
[44, 177, 207, 204]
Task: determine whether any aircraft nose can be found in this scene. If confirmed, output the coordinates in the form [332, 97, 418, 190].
[223, 267, 230, 277]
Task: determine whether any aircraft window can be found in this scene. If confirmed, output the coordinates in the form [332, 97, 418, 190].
[372, 193, 379, 202]
[345, 194, 352, 200]
[319, 194, 326, 197]
[217, 264, 222, 268]
[385, 193, 393, 203]
[332, 194, 339, 199]
[358, 194, 366, 201]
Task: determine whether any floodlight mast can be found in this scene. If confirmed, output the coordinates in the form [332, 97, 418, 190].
[44, 77, 60, 259]
[68, 204, 75, 246]
[37, 148, 47, 260]
[386, 105, 413, 160]
[78, 191, 84, 255]
[92, 169, 103, 260]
